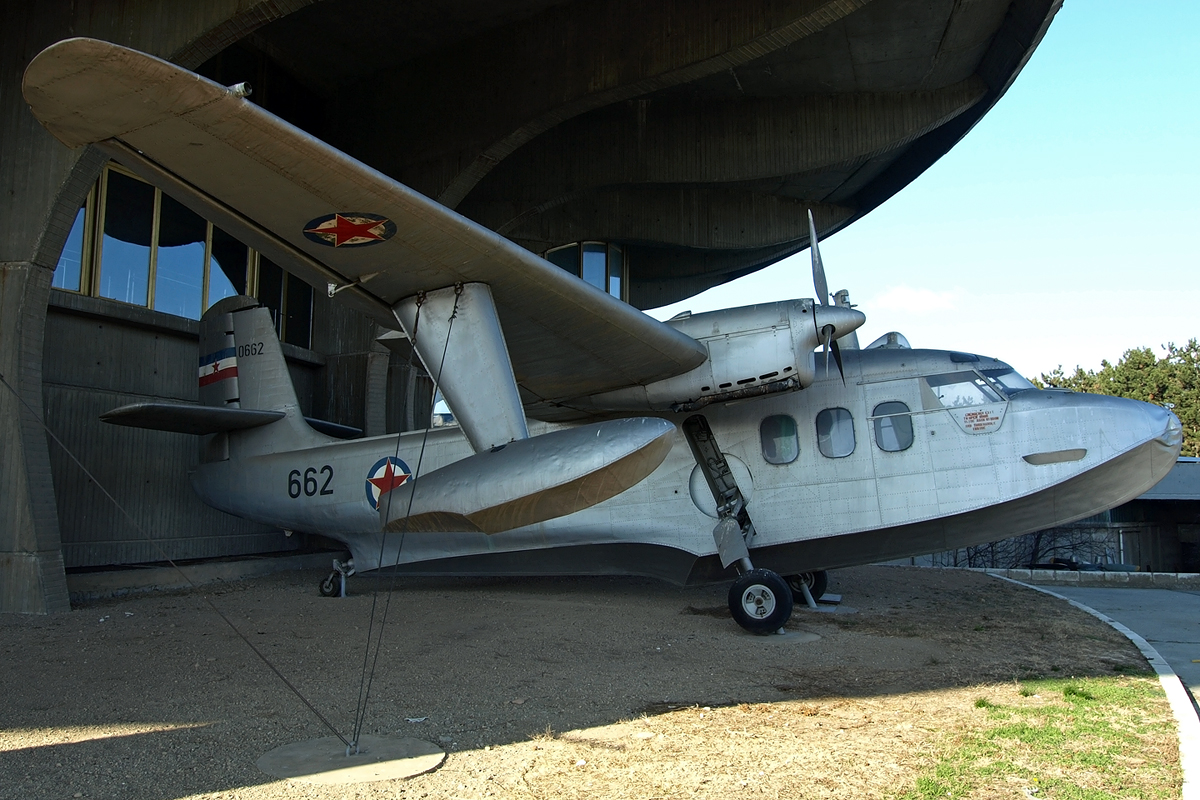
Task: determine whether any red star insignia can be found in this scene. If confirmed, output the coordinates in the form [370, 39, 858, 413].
[305, 214, 389, 247]
[368, 462, 410, 495]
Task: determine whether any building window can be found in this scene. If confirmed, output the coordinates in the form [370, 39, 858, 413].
[760, 415, 799, 464]
[545, 241, 626, 300]
[52, 192, 92, 293]
[52, 164, 312, 348]
[816, 407, 855, 458]
[872, 401, 914, 452]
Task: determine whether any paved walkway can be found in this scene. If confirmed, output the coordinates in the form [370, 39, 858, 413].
[1049, 586, 1200, 701]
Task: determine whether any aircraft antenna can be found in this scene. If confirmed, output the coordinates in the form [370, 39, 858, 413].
[0, 369, 355, 750]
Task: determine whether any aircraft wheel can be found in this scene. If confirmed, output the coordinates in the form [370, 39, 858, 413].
[728, 569, 793, 634]
[318, 572, 339, 597]
[786, 570, 828, 603]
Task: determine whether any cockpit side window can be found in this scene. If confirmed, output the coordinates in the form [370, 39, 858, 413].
[760, 415, 799, 464]
[982, 367, 1036, 396]
[871, 401, 913, 452]
[921, 372, 1005, 409]
[816, 407, 855, 458]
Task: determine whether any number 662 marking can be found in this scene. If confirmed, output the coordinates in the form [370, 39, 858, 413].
[288, 465, 334, 498]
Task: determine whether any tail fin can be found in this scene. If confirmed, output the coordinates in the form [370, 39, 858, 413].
[200, 295, 301, 414]
[200, 296, 322, 455]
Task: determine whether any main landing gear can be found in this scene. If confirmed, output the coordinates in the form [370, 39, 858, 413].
[682, 415, 795, 635]
[729, 568, 793, 634]
[318, 558, 356, 597]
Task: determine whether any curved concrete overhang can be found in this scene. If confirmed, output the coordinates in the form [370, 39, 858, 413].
[231, 0, 1062, 307]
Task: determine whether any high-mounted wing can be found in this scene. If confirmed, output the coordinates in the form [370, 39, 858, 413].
[23, 38, 707, 418]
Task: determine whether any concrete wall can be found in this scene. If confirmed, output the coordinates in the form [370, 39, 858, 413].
[0, 0, 319, 612]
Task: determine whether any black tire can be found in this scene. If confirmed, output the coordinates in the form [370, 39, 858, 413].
[319, 573, 339, 597]
[786, 570, 828, 603]
[728, 569, 794, 634]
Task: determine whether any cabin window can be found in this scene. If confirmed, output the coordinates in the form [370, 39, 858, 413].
[52, 163, 313, 347]
[760, 415, 799, 464]
[982, 368, 1037, 396]
[816, 407, 855, 458]
[872, 401, 914, 452]
[922, 372, 1004, 409]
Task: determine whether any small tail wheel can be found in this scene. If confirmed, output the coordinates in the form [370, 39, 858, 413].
[728, 569, 793, 634]
[319, 572, 339, 597]
[786, 570, 828, 603]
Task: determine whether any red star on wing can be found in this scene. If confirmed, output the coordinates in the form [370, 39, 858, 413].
[305, 214, 389, 247]
[368, 462, 410, 495]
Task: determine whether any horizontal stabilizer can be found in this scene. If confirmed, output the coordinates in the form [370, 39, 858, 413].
[101, 403, 284, 434]
[380, 417, 675, 534]
[304, 418, 363, 440]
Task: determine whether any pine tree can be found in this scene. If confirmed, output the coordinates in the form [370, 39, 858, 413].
[1035, 339, 1200, 457]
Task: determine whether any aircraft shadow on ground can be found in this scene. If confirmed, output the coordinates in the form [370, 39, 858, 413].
[3, 566, 1148, 798]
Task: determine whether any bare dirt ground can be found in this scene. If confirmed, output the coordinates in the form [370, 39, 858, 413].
[0, 565, 1176, 799]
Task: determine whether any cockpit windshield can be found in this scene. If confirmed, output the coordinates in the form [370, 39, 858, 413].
[922, 372, 1005, 408]
[981, 367, 1037, 396]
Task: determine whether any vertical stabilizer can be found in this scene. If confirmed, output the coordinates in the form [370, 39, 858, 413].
[198, 296, 323, 457]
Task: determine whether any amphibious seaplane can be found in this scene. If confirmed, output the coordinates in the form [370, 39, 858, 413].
[24, 39, 1182, 633]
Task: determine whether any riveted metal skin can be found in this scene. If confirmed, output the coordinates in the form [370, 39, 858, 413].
[378, 417, 675, 534]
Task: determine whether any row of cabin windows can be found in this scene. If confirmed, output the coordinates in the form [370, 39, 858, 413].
[53, 164, 314, 348]
[760, 402, 915, 464]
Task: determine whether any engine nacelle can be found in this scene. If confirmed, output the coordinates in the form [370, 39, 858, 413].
[576, 300, 865, 413]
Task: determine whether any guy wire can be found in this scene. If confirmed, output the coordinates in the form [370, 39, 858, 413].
[0, 370, 353, 749]
[351, 284, 462, 747]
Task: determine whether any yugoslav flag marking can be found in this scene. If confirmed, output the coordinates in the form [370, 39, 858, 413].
[199, 347, 238, 387]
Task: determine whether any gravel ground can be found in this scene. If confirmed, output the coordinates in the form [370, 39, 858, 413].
[0, 565, 1164, 799]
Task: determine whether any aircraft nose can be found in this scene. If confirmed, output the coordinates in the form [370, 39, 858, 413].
[1159, 408, 1183, 448]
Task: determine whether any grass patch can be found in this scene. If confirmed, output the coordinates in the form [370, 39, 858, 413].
[896, 674, 1179, 800]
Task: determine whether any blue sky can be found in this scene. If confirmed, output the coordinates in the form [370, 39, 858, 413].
[649, 1, 1200, 380]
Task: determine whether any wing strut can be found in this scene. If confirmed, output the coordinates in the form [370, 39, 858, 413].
[393, 282, 527, 453]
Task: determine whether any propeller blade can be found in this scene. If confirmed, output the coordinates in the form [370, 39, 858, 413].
[831, 337, 846, 384]
[808, 209, 829, 305]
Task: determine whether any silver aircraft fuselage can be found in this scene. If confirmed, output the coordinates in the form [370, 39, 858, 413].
[192, 346, 1182, 584]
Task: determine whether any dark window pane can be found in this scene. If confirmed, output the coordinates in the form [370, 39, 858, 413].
[816, 407, 855, 458]
[257, 257, 285, 337]
[608, 243, 623, 300]
[760, 414, 798, 464]
[208, 226, 248, 307]
[98, 171, 154, 306]
[581, 242, 606, 291]
[872, 401, 914, 452]
[284, 274, 312, 348]
[153, 194, 206, 319]
[53, 203, 86, 291]
[546, 244, 578, 274]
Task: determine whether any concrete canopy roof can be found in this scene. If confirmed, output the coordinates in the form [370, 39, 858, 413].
[226, 0, 1060, 309]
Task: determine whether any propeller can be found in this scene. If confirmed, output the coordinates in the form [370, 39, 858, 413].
[807, 209, 845, 384]
[808, 209, 829, 307]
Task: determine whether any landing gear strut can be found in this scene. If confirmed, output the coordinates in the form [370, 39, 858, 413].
[682, 415, 793, 635]
[318, 558, 356, 597]
[786, 570, 828, 609]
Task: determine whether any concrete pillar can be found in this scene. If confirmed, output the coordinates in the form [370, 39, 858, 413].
[0, 0, 314, 612]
